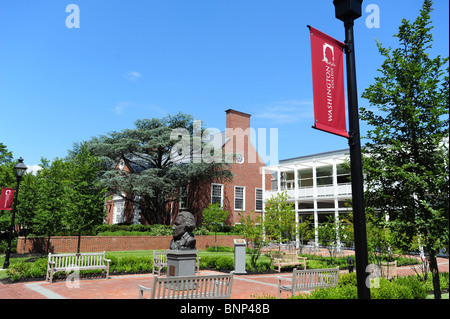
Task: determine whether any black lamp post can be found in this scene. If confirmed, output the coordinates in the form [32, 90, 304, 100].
[2, 157, 27, 269]
[333, 0, 370, 299]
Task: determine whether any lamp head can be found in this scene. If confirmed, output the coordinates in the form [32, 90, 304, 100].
[333, 0, 363, 22]
[14, 157, 27, 179]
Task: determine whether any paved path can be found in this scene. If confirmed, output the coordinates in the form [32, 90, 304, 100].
[1, 257, 448, 299]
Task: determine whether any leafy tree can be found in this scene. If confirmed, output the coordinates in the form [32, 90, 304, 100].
[31, 158, 67, 253]
[202, 202, 229, 251]
[15, 173, 40, 239]
[63, 146, 107, 253]
[263, 192, 297, 249]
[238, 211, 265, 268]
[318, 215, 346, 264]
[360, 0, 449, 299]
[85, 112, 233, 225]
[0, 142, 13, 165]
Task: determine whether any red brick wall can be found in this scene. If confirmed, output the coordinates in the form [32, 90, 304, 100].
[224, 109, 273, 223]
[103, 109, 273, 226]
[16, 235, 244, 254]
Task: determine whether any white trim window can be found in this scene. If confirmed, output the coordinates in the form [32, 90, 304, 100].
[211, 183, 224, 206]
[255, 188, 263, 212]
[112, 198, 125, 224]
[234, 186, 245, 211]
[179, 186, 188, 210]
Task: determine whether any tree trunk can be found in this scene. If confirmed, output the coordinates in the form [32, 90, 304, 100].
[428, 250, 441, 299]
[77, 232, 81, 254]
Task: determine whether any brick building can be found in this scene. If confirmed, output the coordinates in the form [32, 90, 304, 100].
[104, 109, 273, 226]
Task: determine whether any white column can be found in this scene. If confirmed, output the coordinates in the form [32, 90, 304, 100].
[294, 165, 299, 248]
[277, 168, 281, 192]
[312, 161, 319, 248]
[333, 157, 341, 249]
[262, 167, 266, 241]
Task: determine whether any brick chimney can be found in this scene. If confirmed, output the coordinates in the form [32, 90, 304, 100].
[225, 109, 251, 130]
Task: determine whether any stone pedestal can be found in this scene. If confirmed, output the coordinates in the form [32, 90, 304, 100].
[234, 239, 247, 274]
[166, 249, 199, 277]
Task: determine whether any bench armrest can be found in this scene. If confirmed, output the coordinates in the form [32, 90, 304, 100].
[138, 285, 152, 299]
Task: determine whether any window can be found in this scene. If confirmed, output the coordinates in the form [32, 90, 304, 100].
[255, 188, 263, 212]
[179, 186, 188, 210]
[234, 186, 245, 211]
[112, 199, 124, 224]
[211, 183, 223, 206]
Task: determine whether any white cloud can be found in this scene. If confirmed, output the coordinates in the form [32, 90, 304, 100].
[26, 164, 42, 175]
[254, 100, 314, 124]
[124, 71, 142, 81]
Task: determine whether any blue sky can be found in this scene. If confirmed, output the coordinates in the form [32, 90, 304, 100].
[0, 0, 448, 171]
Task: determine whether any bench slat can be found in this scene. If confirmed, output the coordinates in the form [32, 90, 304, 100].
[139, 273, 234, 299]
[277, 267, 339, 298]
[46, 252, 110, 283]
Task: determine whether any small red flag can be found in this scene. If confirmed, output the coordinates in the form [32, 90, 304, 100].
[309, 26, 349, 138]
[0, 188, 15, 210]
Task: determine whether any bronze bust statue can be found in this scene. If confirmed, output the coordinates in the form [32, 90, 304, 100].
[170, 211, 196, 250]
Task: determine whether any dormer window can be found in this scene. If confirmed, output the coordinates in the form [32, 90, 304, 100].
[118, 159, 125, 170]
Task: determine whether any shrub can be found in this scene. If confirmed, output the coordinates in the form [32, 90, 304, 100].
[214, 256, 234, 270]
[291, 273, 429, 299]
[199, 255, 234, 270]
[6, 257, 48, 282]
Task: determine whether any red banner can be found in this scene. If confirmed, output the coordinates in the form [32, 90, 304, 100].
[0, 188, 15, 210]
[309, 26, 349, 138]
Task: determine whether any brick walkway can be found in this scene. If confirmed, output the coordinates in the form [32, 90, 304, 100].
[1, 257, 448, 299]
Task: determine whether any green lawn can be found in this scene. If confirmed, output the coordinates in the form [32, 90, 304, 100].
[0, 254, 31, 279]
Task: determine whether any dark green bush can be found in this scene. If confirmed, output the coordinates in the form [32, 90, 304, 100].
[199, 255, 234, 270]
[6, 257, 48, 282]
[291, 272, 429, 299]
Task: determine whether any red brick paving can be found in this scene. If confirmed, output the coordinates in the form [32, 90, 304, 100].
[1, 257, 448, 299]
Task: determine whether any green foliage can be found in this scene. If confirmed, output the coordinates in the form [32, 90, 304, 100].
[202, 203, 230, 251]
[291, 272, 431, 299]
[63, 146, 107, 239]
[85, 112, 233, 225]
[6, 257, 48, 282]
[237, 211, 265, 268]
[202, 203, 229, 232]
[360, 0, 448, 298]
[263, 192, 297, 244]
[5, 255, 154, 282]
[95, 224, 172, 236]
[198, 255, 234, 270]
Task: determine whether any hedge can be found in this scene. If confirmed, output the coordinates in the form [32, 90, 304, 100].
[291, 272, 449, 299]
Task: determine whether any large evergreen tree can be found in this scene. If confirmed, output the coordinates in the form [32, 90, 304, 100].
[86, 112, 233, 225]
[360, 0, 449, 299]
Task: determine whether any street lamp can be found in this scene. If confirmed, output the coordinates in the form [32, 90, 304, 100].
[2, 157, 27, 269]
[333, 0, 370, 299]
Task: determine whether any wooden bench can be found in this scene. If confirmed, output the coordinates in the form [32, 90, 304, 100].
[46, 251, 111, 283]
[270, 252, 307, 273]
[380, 260, 397, 280]
[152, 251, 168, 276]
[152, 251, 201, 276]
[277, 267, 339, 298]
[138, 272, 234, 299]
